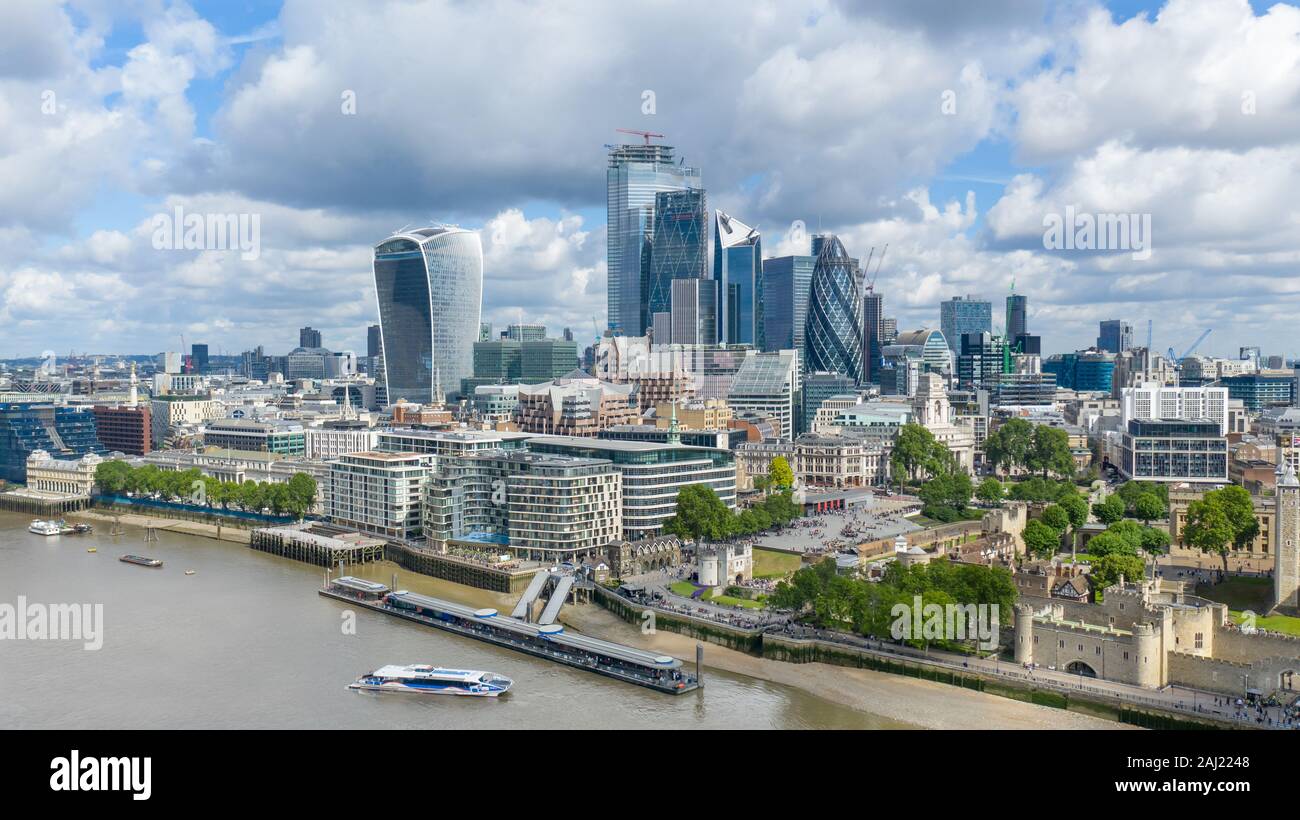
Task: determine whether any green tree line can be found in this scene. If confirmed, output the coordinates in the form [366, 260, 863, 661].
[95, 460, 317, 519]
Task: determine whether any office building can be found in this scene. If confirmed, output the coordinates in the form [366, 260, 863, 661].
[526, 436, 736, 541]
[1044, 350, 1115, 393]
[1119, 419, 1228, 483]
[646, 188, 709, 330]
[190, 343, 209, 375]
[801, 371, 857, 436]
[956, 332, 1005, 391]
[0, 403, 105, 483]
[804, 234, 863, 382]
[303, 422, 379, 461]
[761, 255, 815, 354]
[515, 375, 639, 436]
[939, 296, 992, 354]
[204, 419, 306, 455]
[670, 277, 719, 345]
[367, 324, 382, 359]
[90, 404, 152, 456]
[713, 210, 762, 347]
[299, 327, 322, 349]
[505, 323, 547, 342]
[606, 141, 701, 335]
[1221, 372, 1295, 413]
[372, 226, 483, 405]
[1121, 382, 1230, 435]
[862, 291, 884, 384]
[1097, 320, 1133, 354]
[727, 349, 801, 441]
[1006, 293, 1027, 340]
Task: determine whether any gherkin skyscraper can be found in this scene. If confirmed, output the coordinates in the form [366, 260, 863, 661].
[804, 234, 863, 383]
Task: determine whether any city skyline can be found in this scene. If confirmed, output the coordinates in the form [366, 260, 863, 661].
[4, 0, 1300, 361]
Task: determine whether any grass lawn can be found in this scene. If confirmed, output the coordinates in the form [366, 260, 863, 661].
[1229, 610, 1300, 637]
[753, 548, 802, 579]
[668, 581, 702, 598]
[710, 593, 767, 609]
[1195, 576, 1273, 612]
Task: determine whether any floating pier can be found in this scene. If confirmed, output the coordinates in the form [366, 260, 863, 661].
[320, 576, 700, 695]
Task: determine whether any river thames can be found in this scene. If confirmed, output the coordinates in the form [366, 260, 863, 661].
[0, 512, 918, 729]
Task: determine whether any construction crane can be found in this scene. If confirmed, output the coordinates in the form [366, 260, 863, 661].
[615, 128, 665, 145]
[1166, 328, 1212, 365]
[864, 243, 886, 293]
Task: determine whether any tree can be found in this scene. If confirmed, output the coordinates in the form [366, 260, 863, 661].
[984, 417, 1032, 476]
[919, 471, 973, 517]
[1085, 530, 1138, 559]
[663, 484, 735, 542]
[1027, 425, 1075, 478]
[976, 477, 1004, 505]
[1132, 492, 1166, 524]
[1183, 497, 1234, 571]
[1022, 519, 1062, 559]
[1040, 504, 1070, 534]
[1092, 494, 1125, 525]
[891, 423, 939, 484]
[1091, 551, 1146, 590]
[1139, 526, 1172, 556]
[768, 457, 794, 492]
[1057, 492, 1088, 531]
[94, 460, 132, 494]
[1216, 485, 1260, 557]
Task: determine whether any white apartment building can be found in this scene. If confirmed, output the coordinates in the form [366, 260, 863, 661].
[1121, 382, 1229, 435]
[304, 425, 379, 460]
[326, 452, 434, 540]
[150, 397, 222, 448]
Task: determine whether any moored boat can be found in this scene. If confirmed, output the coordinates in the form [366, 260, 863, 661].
[29, 520, 62, 536]
[348, 664, 513, 697]
[119, 554, 163, 568]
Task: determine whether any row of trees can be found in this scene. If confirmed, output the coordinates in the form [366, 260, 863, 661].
[975, 476, 1081, 506]
[769, 558, 1016, 650]
[663, 483, 801, 541]
[95, 461, 317, 519]
[983, 418, 1076, 478]
[1093, 480, 1168, 525]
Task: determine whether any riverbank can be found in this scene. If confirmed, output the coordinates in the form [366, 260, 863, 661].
[560, 604, 1130, 730]
[70, 508, 252, 544]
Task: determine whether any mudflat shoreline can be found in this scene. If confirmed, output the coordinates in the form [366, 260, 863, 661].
[70, 508, 252, 544]
[560, 605, 1133, 730]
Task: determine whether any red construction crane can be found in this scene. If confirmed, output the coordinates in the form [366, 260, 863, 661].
[616, 128, 665, 145]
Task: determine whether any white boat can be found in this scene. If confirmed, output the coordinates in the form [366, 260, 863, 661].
[29, 520, 62, 536]
[349, 665, 513, 697]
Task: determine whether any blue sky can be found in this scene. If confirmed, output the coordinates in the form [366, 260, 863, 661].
[3, 0, 1300, 361]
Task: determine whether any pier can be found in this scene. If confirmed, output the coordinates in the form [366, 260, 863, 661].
[251, 523, 387, 567]
[320, 576, 701, 695]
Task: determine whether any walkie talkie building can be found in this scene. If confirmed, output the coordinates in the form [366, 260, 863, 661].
[372, 226, 483, 405]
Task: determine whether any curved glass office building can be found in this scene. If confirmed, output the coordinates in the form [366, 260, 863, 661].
[372, 227, 482, 405]
[804, 234, 863, 383]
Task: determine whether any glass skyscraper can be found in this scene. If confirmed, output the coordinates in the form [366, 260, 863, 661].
[646, 188, 708, 330]
[804, 235, 863, 383]
[862, 291, 884, 384]
[605, 143, 701, 335]
[1006, 293, 1028, 339]
[372, 226, 483, 405]
[940, 296, 992, 353]
[761, 255, 815, 354]
[713, 210, 762, 347]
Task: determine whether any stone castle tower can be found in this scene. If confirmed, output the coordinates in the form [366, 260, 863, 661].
[1274, 462, 1300, 613]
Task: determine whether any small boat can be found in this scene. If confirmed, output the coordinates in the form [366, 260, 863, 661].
[86, 548, 97, 553]
[29, 520, 62, 536]
[349, 665, 513, 697]
[119, 554, 163, 568]
[184, 570, 196, 576]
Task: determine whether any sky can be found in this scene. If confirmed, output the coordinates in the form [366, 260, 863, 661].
[1, 0, 1299, 360]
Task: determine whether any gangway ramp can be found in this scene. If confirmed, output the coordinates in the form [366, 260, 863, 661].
[511, 570, 550, 620]
[537, 574, 574, 625]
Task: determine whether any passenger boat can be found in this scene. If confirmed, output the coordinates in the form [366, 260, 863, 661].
[29, 520, 62, 536]
[348, 665, 513, 697]
[119, 554, 163, 568]
[86, 548, 97, 553]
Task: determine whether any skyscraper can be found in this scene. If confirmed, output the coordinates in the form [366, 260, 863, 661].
[670, 277, 719, 345]
[1006, 292, 1027, 339]
[372, 226, 483, 405]
[367, 324, 382, 359]
[713, 210, 762, 347]
[646, 188, 708, 332]
[939, 296, 992, 353]
[761, 255, 815, 354]
[1098, 319, 1134, 353]
[804, 235, 863, 382]
[190, 343, 209, 374]
[299, 327, 322, 349]
[605, 141, 701, 335]
[862, 291, 884, 384]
